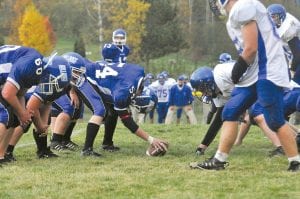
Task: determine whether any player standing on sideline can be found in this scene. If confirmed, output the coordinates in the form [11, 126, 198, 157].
[0, 45, 45, 165]
[165, 75, 197, 125]
[191, 0, 300, 171]
[102, 28, 130, 63]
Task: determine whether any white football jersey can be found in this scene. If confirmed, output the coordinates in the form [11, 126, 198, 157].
[277, 13, 300, 63]
[226, 0, 289, 88]
[212, 62, 235, 107]
[277, 13, 300, 43]
[149, 81, 174, 103]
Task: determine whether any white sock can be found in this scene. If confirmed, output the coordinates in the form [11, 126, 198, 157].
[288, 155, 300, 163]
[214, 150, 229, 162]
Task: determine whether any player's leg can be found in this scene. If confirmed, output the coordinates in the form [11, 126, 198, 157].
[50, 95, 74, 151]
[78, 81, 106, 157]
[192, 86, 257, 170]
[165, 106, 176, 124]
[183, 105, 197, 124]
[102, 104, 120, 152]
[257, 80, 300, 171]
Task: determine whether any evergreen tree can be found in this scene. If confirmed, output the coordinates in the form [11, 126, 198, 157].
[74, 37, 86, 58]
[141, 0, 187, 66]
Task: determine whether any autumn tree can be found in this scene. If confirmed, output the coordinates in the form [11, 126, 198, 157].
[8, 0, 32, 44]
[19, 3, 55, 54]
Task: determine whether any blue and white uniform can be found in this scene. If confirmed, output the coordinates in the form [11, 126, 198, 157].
[0, 45, 44, 127]
[277, 13, 300, 84]
[102, 43, 130, 63]
[225, 0, 289, 131]
[149, 78, 174, 123]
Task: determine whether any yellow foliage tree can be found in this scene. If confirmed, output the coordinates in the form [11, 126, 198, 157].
[106, 0, 150, 61]
[19, 3, 54, 54]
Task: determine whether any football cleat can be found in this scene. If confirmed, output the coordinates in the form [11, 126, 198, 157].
[4, 152, 17, 162]
[190, 157, 228, 170]
[195, 147, 205, 156]
[37, 147, 59, 159]
[62, 140, 79, 151]
[268, 146, 284, 157]
[50, 141, 68, 151]
[287, 161, 300, 172]
[102, 145, 120, 152]
[81, 148, 102, 157]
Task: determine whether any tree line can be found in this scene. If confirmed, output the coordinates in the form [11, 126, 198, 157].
[0, 0, 299, 74]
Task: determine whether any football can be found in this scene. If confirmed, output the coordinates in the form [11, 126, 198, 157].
[146, 144, 168, 157]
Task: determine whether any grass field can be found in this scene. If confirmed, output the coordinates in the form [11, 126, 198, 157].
[1, 120, 300, 199]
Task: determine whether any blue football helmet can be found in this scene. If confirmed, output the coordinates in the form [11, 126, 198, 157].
[161, 71, 169, 79]
[219, 53, 232, 63]
[144, 73, 155, 87]
[190, 66, 216, 103]
[157, 74, 165, 85]
[267, 4, 286, 28]
[112, 29, 126, 46]
[208, 0, 229, 17]
[39, 56, 71, 95]
[62, 52, 86, 87]
[131, 87, 158, 113]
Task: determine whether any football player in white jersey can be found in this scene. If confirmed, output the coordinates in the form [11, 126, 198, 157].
[267, 4, 300, 84]
[149, 74, 175, 123]
[191, 0, 300, 171]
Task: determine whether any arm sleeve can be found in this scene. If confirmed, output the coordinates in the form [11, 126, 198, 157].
[116, 109, 139, 133]
[200, 106, 224, 146]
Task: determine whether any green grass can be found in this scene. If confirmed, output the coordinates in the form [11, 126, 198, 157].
[1, 121, 300, 199]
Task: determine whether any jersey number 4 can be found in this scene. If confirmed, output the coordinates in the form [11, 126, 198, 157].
[95, 66, 118, 78]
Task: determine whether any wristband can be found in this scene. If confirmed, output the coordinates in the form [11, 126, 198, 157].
[147, 136, 154, 144]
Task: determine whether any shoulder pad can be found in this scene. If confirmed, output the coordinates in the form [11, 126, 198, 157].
[230, 2, 256, 27]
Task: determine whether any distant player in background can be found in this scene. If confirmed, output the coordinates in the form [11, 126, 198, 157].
[102, 28, 130, 63]
[176, 74, 192, 124]
[165, 75, 197, 124]
[149, 74, 174, 123]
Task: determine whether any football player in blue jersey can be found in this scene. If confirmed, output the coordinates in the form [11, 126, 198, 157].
[192, 0, 300, 171]
[101, 28, 130, 63]
[4, 56, 72, 161]
[131, 86, 158, 124]
[165, 75, 197, 124]
[85, 61, 168, 153]
[0, 45, 46, 165]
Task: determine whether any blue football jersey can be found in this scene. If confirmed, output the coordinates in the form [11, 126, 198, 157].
[101, 43, 130, 63]
[0, 45, 44, 89]
[86, 61, 145, 110]
[26, 86, 68, 104]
